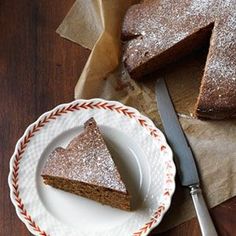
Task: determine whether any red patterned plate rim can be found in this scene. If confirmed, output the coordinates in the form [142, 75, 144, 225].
[8, 98, 176, 236]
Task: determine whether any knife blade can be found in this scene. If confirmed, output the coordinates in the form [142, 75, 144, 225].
[155, 77, 218, 236]
[155, 77, 199, 186]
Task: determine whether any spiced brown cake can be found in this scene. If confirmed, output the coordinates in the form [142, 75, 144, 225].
[41, 117, 131, 211]
[122, 0, 236, 119]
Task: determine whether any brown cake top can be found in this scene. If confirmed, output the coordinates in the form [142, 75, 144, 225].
[41, 118, 127, 193]
[122, 0, 236, 117]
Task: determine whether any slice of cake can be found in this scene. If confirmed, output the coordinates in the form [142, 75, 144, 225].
[41, 117, 131, 211]
[122, 0, 236, 119]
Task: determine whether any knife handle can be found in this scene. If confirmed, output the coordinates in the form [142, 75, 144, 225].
[190, 185, 218, 236]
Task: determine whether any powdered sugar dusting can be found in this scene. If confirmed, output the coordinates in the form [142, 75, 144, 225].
[200, 1, 236, 109]
[123, 0, 236, 117]
[42, 118, 127, 193]
[123, 0, 216, 69]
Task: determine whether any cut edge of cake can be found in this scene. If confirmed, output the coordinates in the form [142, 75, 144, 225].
[42, 174, 131, 211]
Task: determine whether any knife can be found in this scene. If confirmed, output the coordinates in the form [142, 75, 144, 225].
[155, 77, 218, 236]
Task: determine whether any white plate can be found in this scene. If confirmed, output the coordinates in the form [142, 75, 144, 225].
[8, 99, 176, 236]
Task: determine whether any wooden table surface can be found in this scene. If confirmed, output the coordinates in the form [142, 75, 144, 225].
[1, 1, 235, 235]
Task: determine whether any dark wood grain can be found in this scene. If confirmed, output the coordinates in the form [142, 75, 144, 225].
[0, 1, 235, 236]
[0, 1, 89, 235]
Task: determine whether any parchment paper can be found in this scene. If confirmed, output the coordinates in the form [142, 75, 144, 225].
[57, 0, 236, 232]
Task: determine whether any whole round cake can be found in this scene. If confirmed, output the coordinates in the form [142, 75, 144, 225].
[122, 0, 236, 119]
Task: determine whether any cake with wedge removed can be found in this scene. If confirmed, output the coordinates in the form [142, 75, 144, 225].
[41, 117, 131, 211]
[122, 0, 236, 119]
